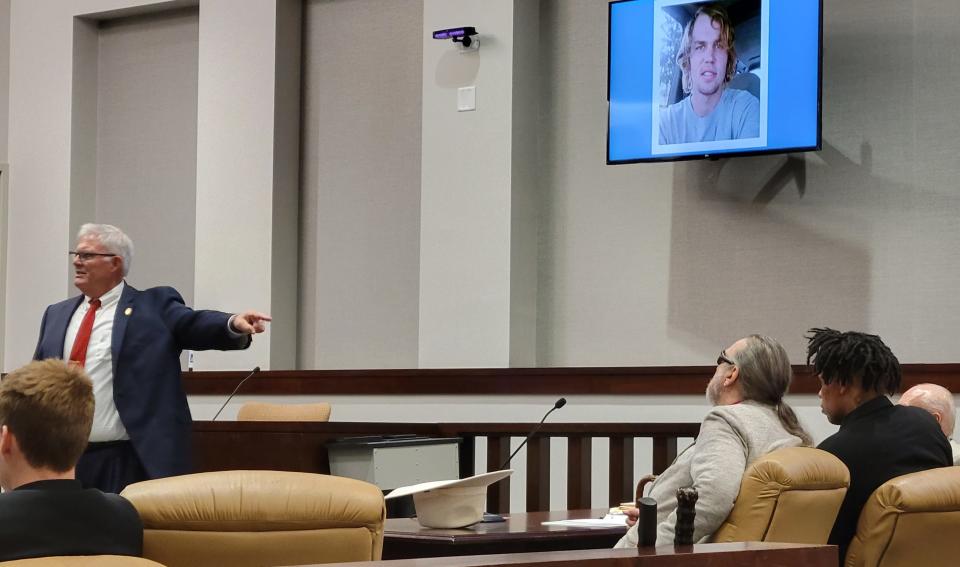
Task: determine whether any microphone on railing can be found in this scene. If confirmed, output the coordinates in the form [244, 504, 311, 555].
[498, 397, 567, 470]
[212, 366, 260, 421]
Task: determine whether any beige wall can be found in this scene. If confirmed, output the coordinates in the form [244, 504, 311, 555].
[3, 0, 297, 371]
[418, 0, 540, 368]
[0, 166, 6, 372]
[5, 0, 960, 371]
[299, 0, 960, 369]
[0, 0, 9, 162]
[298, 0, 422, 369]
[192, 0, 300, 371]
[93, 8, 199, 304]
[535, 0, 960, 366]
[0, 0, 7, 371]
[5, 0, 163, 370]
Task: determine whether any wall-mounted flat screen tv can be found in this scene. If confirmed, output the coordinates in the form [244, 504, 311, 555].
[608, 0, 821, 164]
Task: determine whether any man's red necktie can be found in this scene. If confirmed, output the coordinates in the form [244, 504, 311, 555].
[69, 298, 101, 368]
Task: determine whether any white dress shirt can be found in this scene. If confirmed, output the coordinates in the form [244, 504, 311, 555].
[63, 281, 129, 442]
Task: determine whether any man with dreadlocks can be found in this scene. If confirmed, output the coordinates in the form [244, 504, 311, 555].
[616, 334, 811, 547]
[808, 328, 952, 563]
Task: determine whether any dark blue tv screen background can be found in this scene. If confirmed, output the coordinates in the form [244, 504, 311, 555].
[608, 0, 821, 163]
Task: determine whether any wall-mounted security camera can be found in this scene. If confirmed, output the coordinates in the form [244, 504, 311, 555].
[433, 27, 479, 51]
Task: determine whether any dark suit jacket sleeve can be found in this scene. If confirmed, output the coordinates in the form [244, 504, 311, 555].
[112, 285, 247, 479]
[32, 306, 51, 360]
[156, 287, 251, 351]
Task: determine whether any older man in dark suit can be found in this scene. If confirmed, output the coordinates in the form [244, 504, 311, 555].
[34, 223, 270, 492]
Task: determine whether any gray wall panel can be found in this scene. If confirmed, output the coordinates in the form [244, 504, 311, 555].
[299, 0, 422, 369]
[94, 8, 198, 303]
[537, 0, 960, 365]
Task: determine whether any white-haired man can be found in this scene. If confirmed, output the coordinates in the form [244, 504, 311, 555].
[34, 223, 271, 493]
[899, 383, 959, 465]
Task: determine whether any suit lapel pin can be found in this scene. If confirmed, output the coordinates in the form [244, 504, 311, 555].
[124, 307, 133, 316]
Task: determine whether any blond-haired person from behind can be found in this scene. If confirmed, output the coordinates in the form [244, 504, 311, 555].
[0, 360, 143, 562]
[899, 383, 960, 465]
[615, 335, 811, 547]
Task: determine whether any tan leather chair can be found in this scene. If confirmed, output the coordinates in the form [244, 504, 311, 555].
[121, 470, 385, 567]
[844, 466, 960, 567]
[0, 557, 164, 566]
[236, 401, 331, 421]
[711, 446, 850, 544]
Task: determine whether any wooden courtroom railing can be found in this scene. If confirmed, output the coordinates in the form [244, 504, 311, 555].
[435, 423, 700, 512]
[186, 363, 959, 511]
[183, 363, 960, 396]
[192, 421, 701, 512]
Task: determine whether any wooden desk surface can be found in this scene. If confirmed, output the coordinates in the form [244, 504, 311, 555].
[319, 542, 838, 567]
[383, 509, 625, 559]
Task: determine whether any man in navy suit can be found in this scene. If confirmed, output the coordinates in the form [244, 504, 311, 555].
[33, 223, 271, 492]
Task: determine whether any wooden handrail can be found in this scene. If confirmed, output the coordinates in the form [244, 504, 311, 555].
[183, 363, 960, 395]
[191, 421, 700, 513]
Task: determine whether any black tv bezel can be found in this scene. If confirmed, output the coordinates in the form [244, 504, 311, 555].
[606, 0, 823, 165]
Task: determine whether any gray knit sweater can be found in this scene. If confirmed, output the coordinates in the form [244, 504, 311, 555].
[615, 401, 805, 547]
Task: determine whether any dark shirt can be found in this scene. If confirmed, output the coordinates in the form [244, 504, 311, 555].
[0, 479, 143, 562]
[818, 396, 952, 563]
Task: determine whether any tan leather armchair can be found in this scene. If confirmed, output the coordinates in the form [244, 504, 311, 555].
[711, 446, 850, 544]
[236, 401, 331, 421]
[121, 470, 385, 567]
[844, 466, 960, 567]
[0, 557, 164, 566]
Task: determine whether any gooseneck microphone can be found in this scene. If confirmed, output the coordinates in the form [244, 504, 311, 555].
[498, 397, 567, 470]
[212, 366, 260, 421]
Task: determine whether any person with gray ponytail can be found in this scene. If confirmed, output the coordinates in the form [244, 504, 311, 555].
[616, 334, 809, 548]
[730, 334, 813, 446]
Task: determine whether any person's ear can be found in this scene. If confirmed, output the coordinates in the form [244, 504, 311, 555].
[723, 365, 740, 388]
[0, 425, 14, 456]
[112, 256, 124, 273]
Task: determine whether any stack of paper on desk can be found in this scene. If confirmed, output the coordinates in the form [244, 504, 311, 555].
[541, 514, 629, 528]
